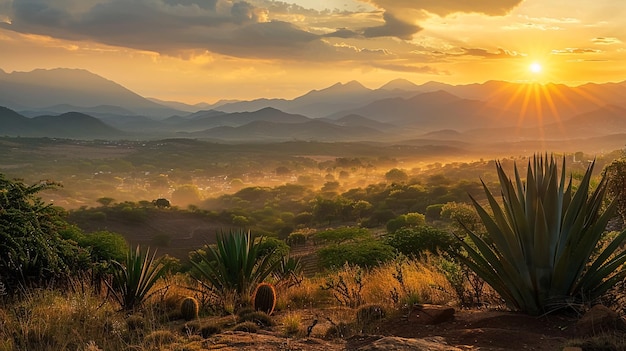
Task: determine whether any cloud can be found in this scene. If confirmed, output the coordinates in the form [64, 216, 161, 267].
[1, 0, 327, 58]
[551, 48, 601, 54]
[362, 12, 421, 40]
[592, 37, 621, 45]
[450, 47, 524, 59]
[362, 0, 523, 17]
[371, 61, 448, 74]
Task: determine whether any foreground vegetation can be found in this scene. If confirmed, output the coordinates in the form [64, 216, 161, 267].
[4, 141, 626, 349]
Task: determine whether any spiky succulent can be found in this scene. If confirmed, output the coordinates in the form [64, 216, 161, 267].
[458, 154, 626, 315]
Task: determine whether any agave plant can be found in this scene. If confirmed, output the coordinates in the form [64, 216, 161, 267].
[190, 230, 281, 298]
[458, 154, 626, 315]
[106, 245, 169, 310]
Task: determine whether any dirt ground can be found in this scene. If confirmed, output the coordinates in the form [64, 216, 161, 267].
[372, 308, 578, 350]
[192, 307, 581, 351]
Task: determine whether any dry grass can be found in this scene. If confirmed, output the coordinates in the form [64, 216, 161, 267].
[0, 286, 127, 351]
[281, 312, 303, 336]
[0, 256, 495, 350]
[363, 256, 457, 309]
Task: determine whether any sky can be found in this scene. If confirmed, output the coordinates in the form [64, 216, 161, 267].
[0, 0, 625, 104]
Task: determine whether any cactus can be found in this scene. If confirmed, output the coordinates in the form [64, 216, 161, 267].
[252, 283, 276, 315]
[180, 297, 199, 321]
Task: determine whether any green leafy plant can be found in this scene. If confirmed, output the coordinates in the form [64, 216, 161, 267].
[458, 155, 626, 315]
[106, 245, 169, 310]
[190, 230, 281, 298]
[0, 175, 90, 293]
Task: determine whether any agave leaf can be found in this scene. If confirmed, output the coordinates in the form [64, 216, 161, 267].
[458, 154, 626, 315]
[191, 230, 282, 298]
[105, 245, 168, 310]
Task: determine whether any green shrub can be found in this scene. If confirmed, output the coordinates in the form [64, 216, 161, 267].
[0, 175, 90, 293]
[386, 226, 458, 257]
[318, 241, 395, 269]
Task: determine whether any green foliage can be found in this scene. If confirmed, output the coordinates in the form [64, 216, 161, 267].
[273, 256, 303, 287]
[256, 237, 289, 259]
[318, 240, 395, 269]
[425, 204, 444, 221]
[385, 212, 426, 233]
[190, 230, 282, 298]
[106, 245, 169, 310]
[0, 174, 89, 293]
[385, 168, 409, 183]
[252, 283, 277, 315]
[440, 202, 485, 237]
[79, 230, 128, 262]
[313, 226, 369, 244]
[458, 155, 626, 315]
[386, 226, 458, 257]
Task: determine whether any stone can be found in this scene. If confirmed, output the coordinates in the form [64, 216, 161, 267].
[407, 304, 455, 325]
[576, 304, 626, 337]
[354, 336, 464, 351]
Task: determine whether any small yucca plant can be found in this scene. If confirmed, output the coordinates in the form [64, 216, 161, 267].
[458, 154, 626, 315]
[106, 245, 169, 311]
[190, 230, 281, 298]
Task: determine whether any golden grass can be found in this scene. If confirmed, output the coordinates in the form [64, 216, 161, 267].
[281, 312, 303, 336]
[363, 256, 457, 308]
[0, 286, 127, 351]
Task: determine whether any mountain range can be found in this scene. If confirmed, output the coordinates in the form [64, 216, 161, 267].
[1, 68, 626, 153]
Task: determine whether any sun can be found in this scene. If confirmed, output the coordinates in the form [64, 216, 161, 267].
[529, 62, 542, 74]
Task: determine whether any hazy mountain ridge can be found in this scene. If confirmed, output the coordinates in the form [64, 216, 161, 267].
[0, 68, 182, 118]
[0, 107, 123, 138]
[2, 67, 626, 149]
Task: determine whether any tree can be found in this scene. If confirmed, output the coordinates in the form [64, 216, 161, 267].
[385, 168, 408, 183]
[0, 175, 89, 293]
[96, 197, 115, 207]
[152, 198, 171, 208]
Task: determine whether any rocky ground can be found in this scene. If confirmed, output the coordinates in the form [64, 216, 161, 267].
[177, 305, 618, 351]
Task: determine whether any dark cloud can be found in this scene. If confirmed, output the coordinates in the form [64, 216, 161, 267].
[323, 28, 360, 39]
[1, 0, 324, 58]
[363, 0, 524, 17]
[163, 0, 218, 11]
[12, 0, 68, 26]
[362, 12, 421, 40]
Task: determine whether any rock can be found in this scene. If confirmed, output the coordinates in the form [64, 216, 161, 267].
[353, 336, 463, 351]
[407, 304, 455, 325]
[562, 347, 583, 351]
[576, 304, 626, 337]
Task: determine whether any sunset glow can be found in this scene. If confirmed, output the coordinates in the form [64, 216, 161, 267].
[0, 0, 625, 103]
[530, 63, 542, 74]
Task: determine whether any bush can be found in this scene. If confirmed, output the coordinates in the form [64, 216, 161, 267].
[0, 175, 90, 293]
[386, 226, 458, 257]
[318, 241, 395, 269]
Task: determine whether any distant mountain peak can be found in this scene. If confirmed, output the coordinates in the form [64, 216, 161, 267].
[379, 78, 419, 91]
